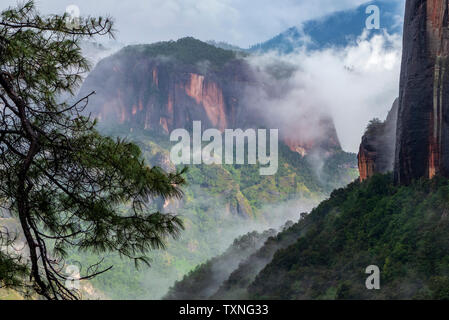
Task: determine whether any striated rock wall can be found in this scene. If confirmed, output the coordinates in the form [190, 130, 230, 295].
[395, 0, 449, 184]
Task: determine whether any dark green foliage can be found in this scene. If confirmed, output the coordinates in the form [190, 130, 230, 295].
[211, 219, 310, 300]
[364, 118, 385, 136]
[164, 230, 276, 300]
[335, 282, 356, 300]
[246, 175, 449, 300]
[428, 276, 449, 300]
[0, 252, 28, 291]
[117, 37, 238, 70]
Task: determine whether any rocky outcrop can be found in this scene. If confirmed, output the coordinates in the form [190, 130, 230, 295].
[79, 38, 341, 156]
[395, 0, 449, 184]
[358, 99, 398, 181]
[81, 59, 244, 135]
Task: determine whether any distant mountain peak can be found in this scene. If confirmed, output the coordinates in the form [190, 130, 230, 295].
[250, 0, 404, 54]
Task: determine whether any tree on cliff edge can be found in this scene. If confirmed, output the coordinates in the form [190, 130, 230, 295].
[0, 1, 186, 299]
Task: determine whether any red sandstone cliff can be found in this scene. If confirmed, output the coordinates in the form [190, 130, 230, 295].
[395, 0, 449, 184]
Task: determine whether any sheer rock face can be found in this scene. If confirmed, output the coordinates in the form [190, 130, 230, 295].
[79, 43, 341, 155]
[358, 99, 399, 181]
[395, 0, 449, 184]
[80, 56, 250, 135]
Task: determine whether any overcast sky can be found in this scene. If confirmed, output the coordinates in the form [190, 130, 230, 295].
[2, 0, 405, 152]
[2, 0, 383, 47]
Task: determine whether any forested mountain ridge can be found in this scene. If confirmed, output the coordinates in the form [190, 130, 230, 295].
[168, 175, 449, 300]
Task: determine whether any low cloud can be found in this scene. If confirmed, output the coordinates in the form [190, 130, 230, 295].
[244, 30, 402, 152]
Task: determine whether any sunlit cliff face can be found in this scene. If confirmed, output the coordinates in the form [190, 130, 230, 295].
[94, 67, 230, 135]
[185, 73, 227, 132]
[358, 147, 375, 182]
[427, 0, 449, 179]
[428, 0, 449, 179]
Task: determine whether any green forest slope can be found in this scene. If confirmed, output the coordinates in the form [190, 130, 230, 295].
[170, 174, 449, 300]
